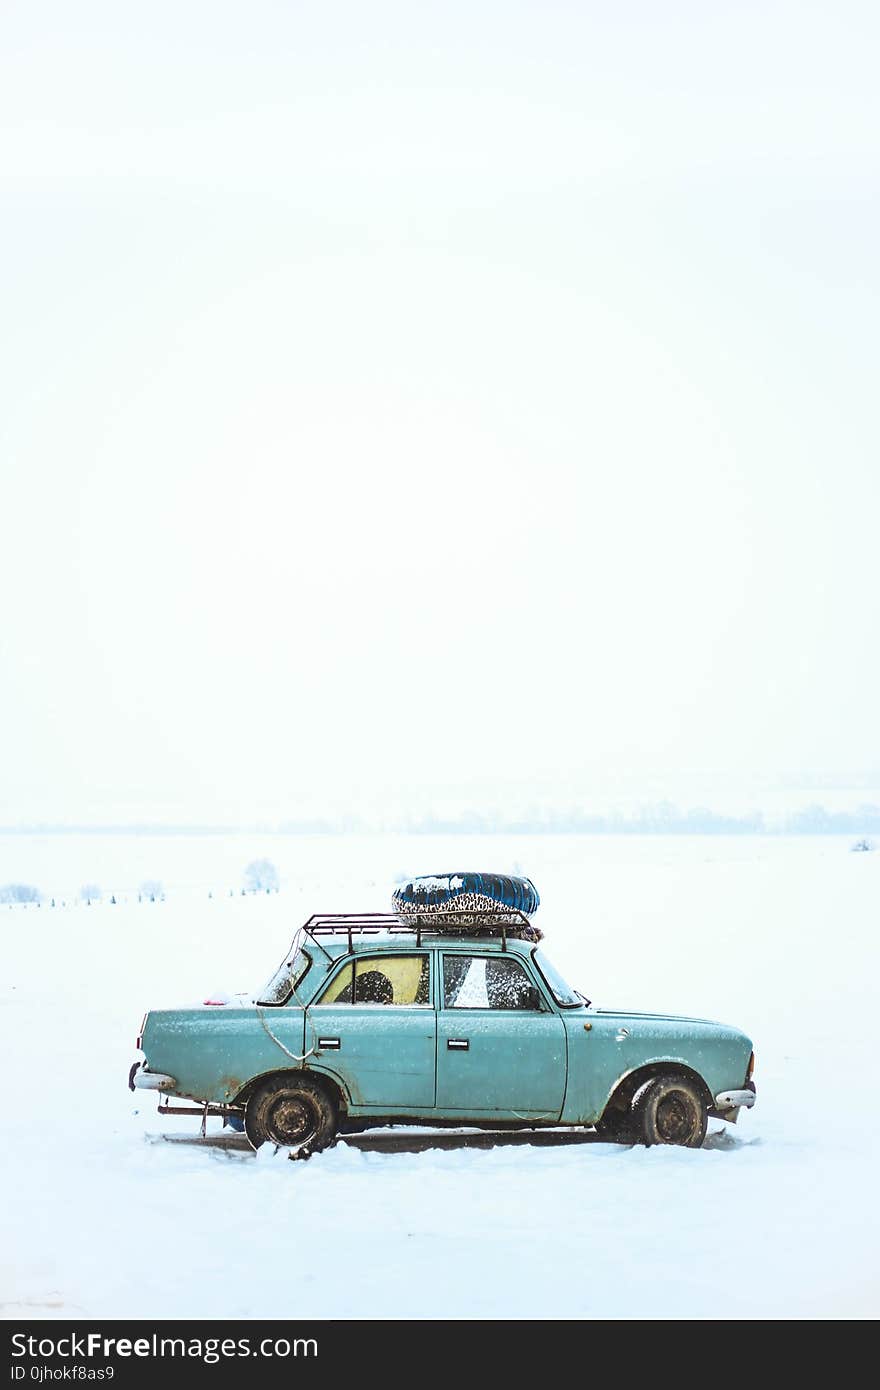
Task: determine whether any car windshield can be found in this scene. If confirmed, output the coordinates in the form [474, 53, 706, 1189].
[532, 948, 583, 1007]
[257, 938, 311, 1005]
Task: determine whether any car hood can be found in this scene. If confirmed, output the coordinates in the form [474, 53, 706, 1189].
[591, 1007, 719, 1026]
[588, 1007, 752, 1049]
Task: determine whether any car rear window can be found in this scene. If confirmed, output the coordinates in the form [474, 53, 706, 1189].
[257, 945, 311, 1005]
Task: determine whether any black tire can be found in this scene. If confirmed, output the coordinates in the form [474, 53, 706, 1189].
[245, 1074, 337, 1152]
[632, 1074, 708, 1148]
[593, 1106, 635, 1143]
[392, 872, 540, 916]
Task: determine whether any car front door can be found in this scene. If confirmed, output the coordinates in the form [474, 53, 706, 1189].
[307, 953, 436, 1108]
[436, 952, 566, 1119]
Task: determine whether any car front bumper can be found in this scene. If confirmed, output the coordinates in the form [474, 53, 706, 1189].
[710, 1079, 756, 1124]
[128, 1061, 178, 1093]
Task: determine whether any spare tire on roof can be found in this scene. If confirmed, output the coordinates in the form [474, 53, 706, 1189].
[392, 872, 541, 939]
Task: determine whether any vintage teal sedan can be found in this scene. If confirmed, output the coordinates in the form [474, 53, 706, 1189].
[129, 906, 756, 1152]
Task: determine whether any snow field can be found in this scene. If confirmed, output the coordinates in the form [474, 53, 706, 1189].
[1, 833, 877, 1318]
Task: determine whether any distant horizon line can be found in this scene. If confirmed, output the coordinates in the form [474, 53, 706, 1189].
[1, 804, 879, 837]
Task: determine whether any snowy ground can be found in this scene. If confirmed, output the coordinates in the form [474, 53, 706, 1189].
[1, 833, 878, 1320]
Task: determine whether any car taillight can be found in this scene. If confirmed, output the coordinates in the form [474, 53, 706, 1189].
[747, 1050, 755, 1080]
[136, 1013, 147, 1050]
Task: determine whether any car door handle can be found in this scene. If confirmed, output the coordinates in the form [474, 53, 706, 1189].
[447, 1039, 469, 1051]
[318, 1038, 341, 1050]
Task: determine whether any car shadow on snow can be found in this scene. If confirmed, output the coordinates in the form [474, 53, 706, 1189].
[702, 1126, 762, 1151]
[148, 1127, 606, 1156]
[147, 1124, 754, 1157]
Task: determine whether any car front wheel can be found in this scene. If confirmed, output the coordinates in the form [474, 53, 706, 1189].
[632, 1075, 707, 1148]
[593, 1106, 635, 1143]
[245, 1074, 337, 1152]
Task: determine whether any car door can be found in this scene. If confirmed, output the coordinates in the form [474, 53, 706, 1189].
[307, 952, 436, 1108]
[436, 951, 566, 1118]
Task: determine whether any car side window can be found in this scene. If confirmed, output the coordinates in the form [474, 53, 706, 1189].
[443, 955, 544, 1011]
[316, 955, 430, 1006]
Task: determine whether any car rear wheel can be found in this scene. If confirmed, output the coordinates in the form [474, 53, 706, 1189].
[245, 1074, 337, 1152]
[632, 1075, 707, 1148]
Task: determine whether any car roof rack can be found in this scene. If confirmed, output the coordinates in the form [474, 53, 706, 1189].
[300, 909, 541, 955]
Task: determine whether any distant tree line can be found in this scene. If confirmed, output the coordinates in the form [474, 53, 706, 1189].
[0, 883, 40, 903]
[5, 805, 880, 836]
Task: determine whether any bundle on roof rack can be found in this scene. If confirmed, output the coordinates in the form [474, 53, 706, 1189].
[392, 872, 542, 940]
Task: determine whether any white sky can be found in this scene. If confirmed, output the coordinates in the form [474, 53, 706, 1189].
[2, 1, 878, 825]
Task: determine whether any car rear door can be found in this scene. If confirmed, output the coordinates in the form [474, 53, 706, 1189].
[306, 952, 436, 1108]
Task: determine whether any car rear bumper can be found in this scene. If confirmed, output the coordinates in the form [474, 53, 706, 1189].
[128, 1061, 178, 1093]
